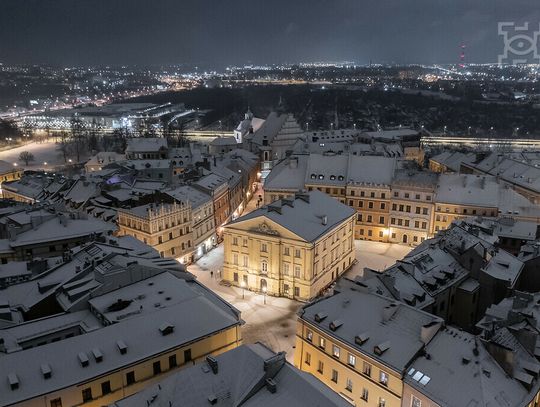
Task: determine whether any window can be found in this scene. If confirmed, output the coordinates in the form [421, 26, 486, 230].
[415, 221, 420, 228]
[406, 205, 411, 212]
[233, 272, 239, 282]
[294, 266, 301, 278]
[367, 215, 372, 223]
[379, 216, 385, 224]
[305, 352, 311, 365]
[283, 283, 289, 294]
[233, 237, 238, 245]
[362, 362, 371, 376]
[295, 249, 301, 258]
[233, 253, 238, 265]
[82, 388, 92, 403]
[184, 349, 192, 362]
[415, 194, 421, 199]
[405, 193, 410, 198]
[392, 203, 397, 211]
[368, 201, 374, 209]
[261, 243, 268, 252]
[294, 286, 300, 297]
[331, 369, 338, 383]
[243, 238, 248, 246]
[381, 202, 386, 209]
[319, 337, 326, 349]
[306, 330, 313, 342]
[391, 217, 396, 225]
[261, 260, 268, 274]
[360, 191, 365, 197]
[416, 207, 421, 214]
[332, 345, 340, 358]
[153, 361, 162, 375]
[394, 191, 399, 197]
[422, 208, 428, 215]
[317, 360, 324, 374]
[101, 380, 111, 395]
[283, 263, 289, 275]
[50, 398, 62, 407]
[411, 396, 422, 407]
[243, 256, 248, 267]
[348, 353, 356, 366]
[380, 371, 389, 386]
[169, 354, 177, 368]
[422, 222, 427, 229]
[284, 247, 290, 256]
[381, 193, 386, 199]
[379, 398, 386, 407]
[361, 388, 369, 401]
[370, 192, 375, 198]
[346, 378, 353, 391]
[126, 371, 135, 385]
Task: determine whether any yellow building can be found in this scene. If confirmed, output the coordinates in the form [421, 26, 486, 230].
[0, 272, 243, 407]
[117, 202, 193, 262]
[294, 288, 443, 407]
[222, 190, 356, 301]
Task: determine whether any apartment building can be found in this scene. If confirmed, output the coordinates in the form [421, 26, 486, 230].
[294, 288, 444, 407]
[222, 191, 355, 301]
[117, 202, 193, 261]
[0, 272, 243, 407]
[388, 171, 437, 245]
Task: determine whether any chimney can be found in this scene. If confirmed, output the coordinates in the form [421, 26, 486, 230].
[206, 355, 218, 374]
[8, 224, 17, 241]
[382, 303, 398, 322]
[420, 320, 442, 344]
[322, 215, 328, 226]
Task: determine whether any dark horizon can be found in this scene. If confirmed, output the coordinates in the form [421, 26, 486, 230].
[1, 0, 539, 67]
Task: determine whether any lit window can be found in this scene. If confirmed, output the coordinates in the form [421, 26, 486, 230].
[331, 369, 338, 383]
[306, 330, 313, 342]
[348, 353, 356, 367]
[363, 362, 371, 376]
[361, 388, 369, 401]
[380, 371, 389, 386]
[332, 345, 340, 358]
[319, 337, 326, 349]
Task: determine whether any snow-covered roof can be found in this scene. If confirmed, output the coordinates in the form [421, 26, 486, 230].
[300, 288, 443, 373]
[227, 190, 356, 242]
[112, 343, 350, 407]
[405, 326, 534, 407]
[0, 275, 241, 406]
[126, 137, 168, 152]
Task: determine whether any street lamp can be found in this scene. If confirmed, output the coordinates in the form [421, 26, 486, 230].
[241, 280, 246, 299]
[262, 286, 267, 304]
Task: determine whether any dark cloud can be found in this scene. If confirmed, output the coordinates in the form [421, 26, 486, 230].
[0, 0, 538, 66]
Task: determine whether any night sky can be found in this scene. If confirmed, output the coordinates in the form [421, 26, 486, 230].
[1, 0, 538, 67]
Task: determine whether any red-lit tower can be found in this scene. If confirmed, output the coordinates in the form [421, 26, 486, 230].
[459, 43, 466, 68]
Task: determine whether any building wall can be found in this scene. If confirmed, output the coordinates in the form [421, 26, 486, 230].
[1, 189, 36, 204]
[346, 185, 391, 242]
[432, 203, 498, 234]
[9, 325, 241, 407]
[117, 203, 193, 262]
[388, 187, 435, 245]
[294, 321, 403, 407]
[222, 215, 355, 301]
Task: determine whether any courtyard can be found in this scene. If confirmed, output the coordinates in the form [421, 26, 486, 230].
[188, 238, 412, 361]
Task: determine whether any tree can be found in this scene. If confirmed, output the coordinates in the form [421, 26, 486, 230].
[19, 151, 35, 165]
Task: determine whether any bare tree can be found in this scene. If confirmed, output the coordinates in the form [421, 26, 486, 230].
[19, 151, 35, 165]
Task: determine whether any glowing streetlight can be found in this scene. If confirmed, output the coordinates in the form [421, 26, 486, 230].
[241, 280, 246, 299]
[43, 162, 47, 166]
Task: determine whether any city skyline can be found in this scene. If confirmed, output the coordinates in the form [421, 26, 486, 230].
[1, 0, 539, 67]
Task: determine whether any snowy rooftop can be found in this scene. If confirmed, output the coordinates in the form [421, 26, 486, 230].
[429, 151, 476, 172]
[112, 343, 350, 407]
[126, 137, 168, 152]
[227, 190, 355, 242]
[405, 326, 535, 407]
[165, 185, 212, 209]
[300, 288, 443, 372]
[435, 174, 500, 207]
[0, 278, 242, 406]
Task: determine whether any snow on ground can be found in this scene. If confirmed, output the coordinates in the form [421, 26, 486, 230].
[189, 245, 302, 363]
[0, 140, 88, 170]
[344, 240, 413, 279]
[188, 232, 412, 360]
